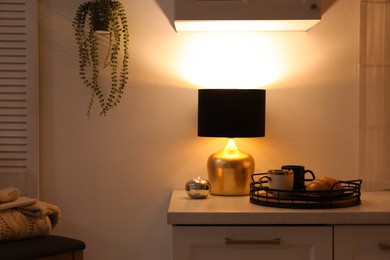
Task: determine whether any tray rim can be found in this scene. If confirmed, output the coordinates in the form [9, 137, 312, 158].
[250, 174, 362, 209]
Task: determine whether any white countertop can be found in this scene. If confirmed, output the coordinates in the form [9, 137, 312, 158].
[167, 190, 390, 225]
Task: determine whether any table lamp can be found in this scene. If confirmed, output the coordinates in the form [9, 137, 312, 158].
[198, 89, 266, 195]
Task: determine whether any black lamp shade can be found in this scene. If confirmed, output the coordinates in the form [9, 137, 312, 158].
[198, 89, 266, 138]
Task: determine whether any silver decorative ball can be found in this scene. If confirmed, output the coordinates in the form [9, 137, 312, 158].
[185, 177, 211, 199]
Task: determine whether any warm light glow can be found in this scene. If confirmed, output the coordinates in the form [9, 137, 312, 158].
[175, 33, 285, 88]
[220, 138, 247, 159]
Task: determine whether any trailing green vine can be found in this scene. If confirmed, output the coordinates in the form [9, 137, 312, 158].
[73, 0, 129, 117]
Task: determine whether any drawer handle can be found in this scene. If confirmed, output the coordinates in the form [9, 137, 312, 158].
[379, 243, 390, 250]
[225, 237, 281, 246]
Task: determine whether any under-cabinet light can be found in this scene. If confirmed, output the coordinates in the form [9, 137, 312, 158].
[174, 19, 321, 32]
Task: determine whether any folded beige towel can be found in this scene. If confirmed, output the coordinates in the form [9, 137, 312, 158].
[0, 209, 51, 241]
[0, 187, 20, 203]
[20, 200, 61, 228]
[0, 196, 37, 211]
[0, 200, 61, 242]
[0, 187, 61, 242]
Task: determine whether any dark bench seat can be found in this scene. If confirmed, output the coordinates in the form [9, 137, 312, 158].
[0, 235, 86, 260]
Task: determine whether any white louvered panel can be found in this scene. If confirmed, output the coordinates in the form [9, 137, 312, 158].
[0, 135, 26, 144]
[0, 63, 26, 71]
[0, 48, 25, 55]
[0, 0, 27, 177]
[0, 115, 27, 124]
[0, 150, 27, 173]
[0, 19, 25, 27]
[0, 91, 27, 101]
[0, 2, 26, 28]
[0, 71, 26, 79]
[0, 78, 25, 85]
[0, 34, 26, 42]
[0, 41, 25, 49]
[0, 26, 25, 34]
[0, 0, 38, 197]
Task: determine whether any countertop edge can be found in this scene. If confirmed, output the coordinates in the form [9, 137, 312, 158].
[167, 211, 390, 225]
[168, 190, 390, 225]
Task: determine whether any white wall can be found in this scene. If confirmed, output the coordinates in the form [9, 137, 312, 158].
[38, 0, 359, 259]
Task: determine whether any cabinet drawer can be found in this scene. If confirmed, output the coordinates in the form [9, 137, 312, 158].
[172, 226, 332, 260]
[334, 225, 390, 260]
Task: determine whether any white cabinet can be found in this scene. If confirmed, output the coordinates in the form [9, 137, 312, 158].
[334, 225, 390, 260]
[168, 190, 390, 260]
[173, 226, 333, 260]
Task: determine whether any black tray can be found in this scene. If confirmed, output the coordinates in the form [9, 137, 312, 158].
[250, 173, 362, 209]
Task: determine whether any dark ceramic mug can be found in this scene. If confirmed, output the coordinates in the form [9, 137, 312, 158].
[281, 165, 315, 190]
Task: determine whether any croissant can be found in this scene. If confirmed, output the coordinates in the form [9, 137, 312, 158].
[306, 177, 342, 191]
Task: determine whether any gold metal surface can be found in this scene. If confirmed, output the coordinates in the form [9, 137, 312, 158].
[207, 139, 254, 195]
[185, 178, 211, 199]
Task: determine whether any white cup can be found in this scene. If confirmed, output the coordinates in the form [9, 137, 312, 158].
[260, 169, 294, 191]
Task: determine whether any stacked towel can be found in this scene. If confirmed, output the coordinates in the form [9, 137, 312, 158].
[0, 187, 60, 242]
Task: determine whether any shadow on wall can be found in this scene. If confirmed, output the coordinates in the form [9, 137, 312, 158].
[154, 0, 175, 31]
[153, 0, 338, 32]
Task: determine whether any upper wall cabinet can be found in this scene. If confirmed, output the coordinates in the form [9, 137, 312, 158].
[174, 0, 321, 32]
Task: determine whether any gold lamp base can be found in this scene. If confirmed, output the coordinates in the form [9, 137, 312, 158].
[207, 139, 254, 196]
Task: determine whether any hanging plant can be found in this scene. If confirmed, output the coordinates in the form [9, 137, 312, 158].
[73, 0, 129, 117]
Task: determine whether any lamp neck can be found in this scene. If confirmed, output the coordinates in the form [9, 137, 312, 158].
[222, 138, 241, 156]
[224, 138, 238, 150]
[211, 138, 252, 160]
